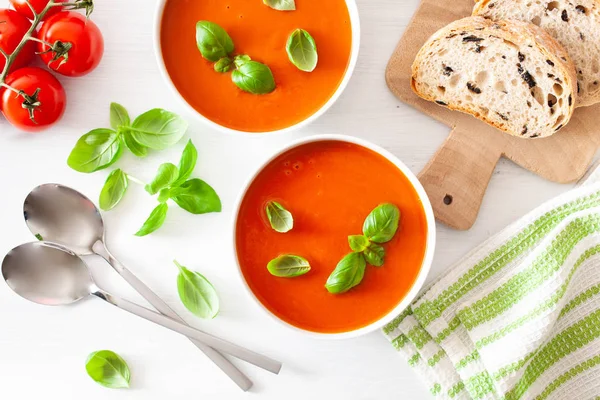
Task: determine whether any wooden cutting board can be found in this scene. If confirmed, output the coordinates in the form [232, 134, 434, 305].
[387, 0, 600, 230]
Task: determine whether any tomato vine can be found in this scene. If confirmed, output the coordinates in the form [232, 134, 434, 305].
[0, 0, 94, 119]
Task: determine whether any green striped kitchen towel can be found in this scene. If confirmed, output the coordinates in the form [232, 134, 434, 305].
[383, 171, 600, 400]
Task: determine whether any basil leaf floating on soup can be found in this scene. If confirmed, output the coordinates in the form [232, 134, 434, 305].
[85, 350, 131, 389]
[364, 243, 385, 267]
[267, 255, 311, 277]
[99, 169, 128, 211]
[234, 54, 251, 68]
[232, 61, 276, 95]
[265, 201, 294, 233]
[263, 0, 296, 11]
[286, 29, 318, 72]
[195, 21, 234, 62]
[135, 203, 168, 237]
[348, 235, 370, 252]
[363, 203, 401, 243]
[174, 260, 219, 319]
[145, 163, 179, 195]
[325, 252, 367, 294]
[214, 57, 233, 73]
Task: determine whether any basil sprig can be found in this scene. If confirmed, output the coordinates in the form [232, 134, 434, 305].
[263, 0, 296, 11]
[195, 22, 276, 95]
[267, 255, 310, 277]
[175, 260, 219, 319]
[67, 103, 188, 173]
[325, 204, 401, 294]
[286, 29, 318, 72]
[135, 203, 168, 237]
[266, 201, 293, 233]
[85, 350, 131, 389]
[99, 169, 128, 211]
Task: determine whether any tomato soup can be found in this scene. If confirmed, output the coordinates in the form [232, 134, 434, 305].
[160, 0, 353, 132]
[235, 141, 429, 333]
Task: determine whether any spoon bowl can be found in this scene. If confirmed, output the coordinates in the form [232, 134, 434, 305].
[2, 242, 93, 306]
[24, 184, 103, 255]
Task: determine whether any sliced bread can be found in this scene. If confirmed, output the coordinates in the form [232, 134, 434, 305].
[411, 16, 577, 138]
[474, 0, 600, 107]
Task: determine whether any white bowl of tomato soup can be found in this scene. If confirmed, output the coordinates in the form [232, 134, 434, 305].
[154, 0, 360, 135]
[233, 135, 436, 338]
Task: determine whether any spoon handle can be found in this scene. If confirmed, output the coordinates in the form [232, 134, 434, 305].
[93, 243, 255, 390]
[93, 288, 282, 375]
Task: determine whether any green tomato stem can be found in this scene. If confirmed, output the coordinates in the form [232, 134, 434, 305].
[27, 36, 53, 47]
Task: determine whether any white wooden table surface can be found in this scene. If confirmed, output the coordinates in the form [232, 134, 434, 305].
[0, 0, 577, 398]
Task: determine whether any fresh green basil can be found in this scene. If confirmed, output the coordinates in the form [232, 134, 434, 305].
[121, 130, 148, 158]
[364, 243, 385, 267]
[325, 252, 367, 294]
[109, 102, 130, 130]
[233, 54, 251, 68]
[196, 21, 234, 62]
[265, 201, 293, 233]
[286, 29, 318, 72]
[169, 179, 221, 214]
[263, 0, 296, 11]
[85, 350, 130, 389]
[99, 169, 128, 211]
[174, 260, 219, 319]
[145, 163, 179, 195]
[348, 235, 370, 252]
[135, 203, 168, 237]
[215, 57, 233, 73]
[363, 203, 401, 243]
[129, 109, 188, 150]
[67, 129, 122, 173]
[267, 255, 310, 277]
[172, 140, 198, 187]
[232, 61, 276, 94]
[157, 188, 170, 203]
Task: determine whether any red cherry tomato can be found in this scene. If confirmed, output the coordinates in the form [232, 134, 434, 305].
[9, 0, 65, 21]
[36, 11, 103, 77]
[0, 67, 66, 131]
[0, 9, 35, 73]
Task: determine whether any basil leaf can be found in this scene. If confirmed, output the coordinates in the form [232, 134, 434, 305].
[362, 203, 401, 243]
[99, 169, 128, 211]
[109, 102, 130, 130]
[174, 260, 219, 319]
[169, 179, 221, 214]
[214, 57, 233, 73]
[263, 0, 296, 10]
[195, 21, 234, 62]
[267, 255, 310, 277]
[135, 203, 168, 236]
[121, 130, 148, 158]
[67, 129, 122, 173]
[172, 140, 198, 187]
[364, 243, 385, 267]
[85, 350, 130, 389]
[265, 201, 293, 233]
[348, 235, 370, 252]
[286, 29, 318, 72]
[129, 109, 188, 150]
[233, 54, 251, 68]
[325, 252, 367, 294]
[145, 163, 179, 195]
[232, 61, 276, 95]
[157, 188, 170, 203]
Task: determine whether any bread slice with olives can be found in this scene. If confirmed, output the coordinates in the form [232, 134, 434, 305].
[411, 16, 577, 138]
[474, 0, 600, 107]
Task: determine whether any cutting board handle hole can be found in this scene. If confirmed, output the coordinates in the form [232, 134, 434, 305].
[443, 194, 453, 205]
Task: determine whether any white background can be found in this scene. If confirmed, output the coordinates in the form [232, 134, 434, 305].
[0, 0, 578, 398]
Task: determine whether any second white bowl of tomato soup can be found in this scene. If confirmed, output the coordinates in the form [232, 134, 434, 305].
[155, 0, 360, 134]
[233, 135, 436, 338]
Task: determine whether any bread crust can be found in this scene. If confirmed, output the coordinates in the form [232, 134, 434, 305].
[473, 0, 600, 107]
[411, 16, 577, 138]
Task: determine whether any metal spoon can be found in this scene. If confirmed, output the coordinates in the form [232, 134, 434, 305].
[22, 184, 261, 390]
[2, 241, 282, 374]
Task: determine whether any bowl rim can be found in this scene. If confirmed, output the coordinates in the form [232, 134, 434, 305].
[153, 0, 361, 136]
[231, 134, 437, 339]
